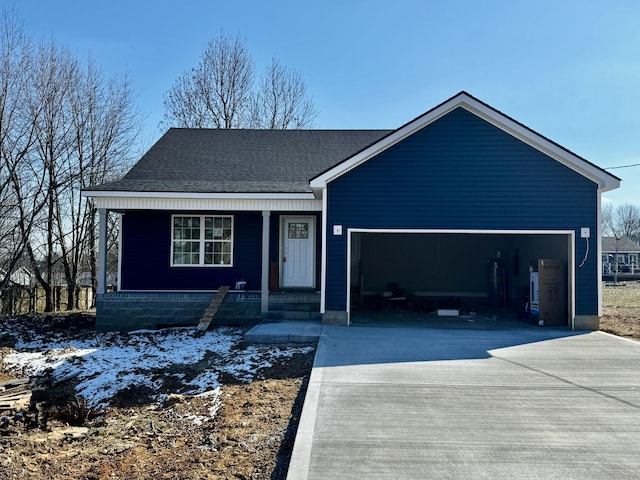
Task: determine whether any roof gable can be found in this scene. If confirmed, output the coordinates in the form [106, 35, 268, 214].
[310, 91, 620, 192]
[0, 266, 32, 286]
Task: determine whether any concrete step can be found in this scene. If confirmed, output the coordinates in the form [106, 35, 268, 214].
[267, 302, 320, 312]
[244, 320, 321, 344]
[265, 310, 322, 321]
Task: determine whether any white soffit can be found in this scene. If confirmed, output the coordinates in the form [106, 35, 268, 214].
[310, 92, 620, 192]
[84, 193, 322, 211]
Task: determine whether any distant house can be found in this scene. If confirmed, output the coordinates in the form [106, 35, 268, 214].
[0, 267, 101, 313]
[602, 236, 640, 274]
[83, 92, 620, 331]
[0, 266, 33, 288]
[0, 266, 34, 314]
[76, 271, 117, 290]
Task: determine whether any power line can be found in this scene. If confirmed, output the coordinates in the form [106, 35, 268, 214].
[606, 163, 640, 170]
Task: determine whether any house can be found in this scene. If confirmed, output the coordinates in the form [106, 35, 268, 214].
[602, 236, 640, 274]
[0, 266, 33, 288]
[0, 266, 34, 314]
[0, 267, 99, 313]
[83, 92, 620, 331]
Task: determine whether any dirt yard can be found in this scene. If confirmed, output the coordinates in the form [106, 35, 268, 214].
[599, 280, 640, 339]
[0, 316, 315, 480]
[1, 284, 639, 480]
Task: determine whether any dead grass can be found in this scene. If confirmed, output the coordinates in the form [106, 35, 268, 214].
[600, 280, 640, 339]
[602, 281, 640, 308]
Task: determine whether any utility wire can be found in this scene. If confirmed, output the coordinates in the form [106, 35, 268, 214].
[578, 237, 589, 268]
[605, 163, 640, 170]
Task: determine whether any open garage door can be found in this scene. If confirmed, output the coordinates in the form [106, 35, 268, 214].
[348, 230, 574, 327]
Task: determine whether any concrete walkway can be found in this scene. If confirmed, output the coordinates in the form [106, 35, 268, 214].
[287, 323, 640, 479]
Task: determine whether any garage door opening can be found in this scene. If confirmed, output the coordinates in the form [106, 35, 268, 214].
[348, 230, 574, 328]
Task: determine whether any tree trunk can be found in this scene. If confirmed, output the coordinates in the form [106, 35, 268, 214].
[26, 242, 53, 312]
[66, 284, 74, 311]
[45, 183, 55, 312]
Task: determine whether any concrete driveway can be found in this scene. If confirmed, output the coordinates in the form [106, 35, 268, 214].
[287, 322, 640, 479]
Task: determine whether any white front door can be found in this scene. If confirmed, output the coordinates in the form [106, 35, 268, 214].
[282, 217, 315, 288]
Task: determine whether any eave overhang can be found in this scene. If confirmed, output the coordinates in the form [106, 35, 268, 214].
[81, 190, 321, 211]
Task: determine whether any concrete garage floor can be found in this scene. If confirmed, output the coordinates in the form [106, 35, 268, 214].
[287, 322, 640, 480]
[349, 308, 526, 330]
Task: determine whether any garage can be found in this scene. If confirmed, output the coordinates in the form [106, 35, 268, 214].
[348, 230, 575, 327]
[310, 93, 619, 330]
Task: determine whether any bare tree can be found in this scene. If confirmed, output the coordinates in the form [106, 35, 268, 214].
[21, 41, 78, 312]
[250, 58, 317, 129]
[162, 32, 316, 129]
[603, 203, 640, 243]
[66, 62, 139, 307]
[602, 202, 640, 283]
[614, 203, 640, 244]
[1, 10, 140, 312]
[0, 8, 41, 295]
[163, 32, 254, 128]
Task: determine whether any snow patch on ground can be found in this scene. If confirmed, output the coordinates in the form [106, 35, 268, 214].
[3, 326, 313, 413]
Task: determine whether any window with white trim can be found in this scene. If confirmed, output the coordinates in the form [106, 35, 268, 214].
[171, 215, 233, 266]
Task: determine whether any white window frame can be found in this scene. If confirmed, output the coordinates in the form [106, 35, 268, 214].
[171, 214, 234, 267]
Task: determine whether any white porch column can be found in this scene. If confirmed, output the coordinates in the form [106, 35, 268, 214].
[261, 210, 270, 314]
[97, 208, 108, 295]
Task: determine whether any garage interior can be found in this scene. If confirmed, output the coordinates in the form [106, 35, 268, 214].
[349, 232, 572, 327]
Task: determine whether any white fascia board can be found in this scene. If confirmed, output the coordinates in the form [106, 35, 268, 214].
[310, 92, 620, 192]
[82, 190, 315, 200]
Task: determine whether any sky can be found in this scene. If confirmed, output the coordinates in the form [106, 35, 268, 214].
[3, 0, 639, 206]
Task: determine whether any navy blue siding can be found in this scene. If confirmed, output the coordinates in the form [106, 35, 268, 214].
[326, 108, 598, 314]
[121, 210, 262, 290]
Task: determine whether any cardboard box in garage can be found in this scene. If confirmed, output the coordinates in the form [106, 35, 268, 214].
[530, 259, 565, 327]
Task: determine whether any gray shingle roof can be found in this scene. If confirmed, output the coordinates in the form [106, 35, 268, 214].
[602, 236, 640, 253]
[86, 129, 392, 194]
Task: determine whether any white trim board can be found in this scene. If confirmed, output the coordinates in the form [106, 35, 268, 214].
[320, 188, 328, 314]
[597, 190, 603, 317]
[348, 228, 576, 235]
[86, 196, 322, 212]
[311, 92, 620, 193]
[83, 190, 316, 200]
[345, 228, 576, 329]
[117, 213, 123, 292]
